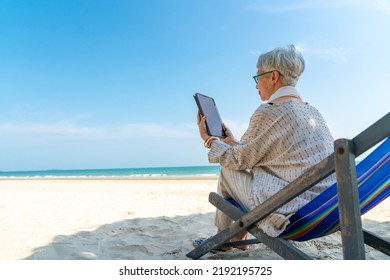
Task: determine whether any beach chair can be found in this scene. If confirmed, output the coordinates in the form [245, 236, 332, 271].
[187, 112, 390, 260]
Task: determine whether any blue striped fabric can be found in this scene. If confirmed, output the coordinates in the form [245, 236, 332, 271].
[279, 137, 390, 241]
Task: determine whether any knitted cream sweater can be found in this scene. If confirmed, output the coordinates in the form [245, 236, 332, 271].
[208, 101, 336, 236]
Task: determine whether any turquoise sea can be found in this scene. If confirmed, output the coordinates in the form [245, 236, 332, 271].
[0, 165, 221, 179]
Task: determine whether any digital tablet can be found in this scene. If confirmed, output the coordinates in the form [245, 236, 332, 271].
[194, 93, 226, 138]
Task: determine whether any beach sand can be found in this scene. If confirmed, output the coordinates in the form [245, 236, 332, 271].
[0, 178, 389, 260]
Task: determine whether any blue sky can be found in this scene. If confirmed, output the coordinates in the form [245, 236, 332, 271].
[0, 0, 389, 171]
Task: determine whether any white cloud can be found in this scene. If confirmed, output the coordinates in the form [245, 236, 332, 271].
[347, 0, 390, 14]
[0, 121, 104, 136]
[250, 0, 390, 15]
[295, 42, 352, 62]
[250, 41, 351, 63]
[115, 123, 194, 138]
[0, 120, 195, 140]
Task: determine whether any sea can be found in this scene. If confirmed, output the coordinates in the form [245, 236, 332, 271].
[0, 165, 221, 179]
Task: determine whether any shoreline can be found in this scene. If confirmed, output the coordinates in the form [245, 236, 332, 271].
[0, 176, 219, 181]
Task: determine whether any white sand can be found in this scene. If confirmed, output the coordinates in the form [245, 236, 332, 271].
[0, 178, 388, 260]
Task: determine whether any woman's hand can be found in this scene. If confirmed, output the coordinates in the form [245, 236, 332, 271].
[221, 123, 239, 146]
[197, 111, 210, 141]
[197, 112, 239, 146]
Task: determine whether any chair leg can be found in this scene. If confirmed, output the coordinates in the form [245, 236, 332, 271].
[334, 139, 365, 259]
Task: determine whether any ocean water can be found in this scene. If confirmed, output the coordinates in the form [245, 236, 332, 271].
[0, 165, 221, 179]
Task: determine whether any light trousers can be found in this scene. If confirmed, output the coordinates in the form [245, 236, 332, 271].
[215, 168, 253, 230]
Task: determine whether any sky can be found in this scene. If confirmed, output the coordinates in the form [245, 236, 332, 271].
[0, 0, 389, 171]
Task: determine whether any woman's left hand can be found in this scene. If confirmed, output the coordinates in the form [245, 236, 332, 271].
[221, 123, 239, 146]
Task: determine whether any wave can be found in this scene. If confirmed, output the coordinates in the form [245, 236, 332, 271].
[0, 166, 221, 179]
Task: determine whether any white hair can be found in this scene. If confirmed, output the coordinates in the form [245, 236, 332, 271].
[257, 45, 305, 86]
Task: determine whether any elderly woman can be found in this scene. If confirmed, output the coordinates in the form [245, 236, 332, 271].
[197, 45, 336, 248]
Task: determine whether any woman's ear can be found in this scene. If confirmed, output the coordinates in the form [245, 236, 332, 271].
[272, 71, 281, 83]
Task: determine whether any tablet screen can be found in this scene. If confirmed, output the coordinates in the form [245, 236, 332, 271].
[194, 93, 226, 138]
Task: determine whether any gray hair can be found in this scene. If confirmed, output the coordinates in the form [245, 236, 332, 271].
[257, 45, 305, 86]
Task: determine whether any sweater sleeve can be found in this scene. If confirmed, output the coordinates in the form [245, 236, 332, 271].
[208, 105, 285, 169]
